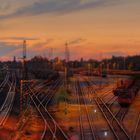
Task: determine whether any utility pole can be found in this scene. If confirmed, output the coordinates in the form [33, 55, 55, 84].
[64, 42, 70, 113]
[20, 40, 29, 114]
[65, 42, 70, 90]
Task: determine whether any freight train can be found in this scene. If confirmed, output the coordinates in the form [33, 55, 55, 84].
[113, 78, 140, 106]
[78, 70, 107, 78]
[113, 79, 134, 96]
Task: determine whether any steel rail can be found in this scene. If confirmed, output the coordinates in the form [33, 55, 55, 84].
[29, 80, 69, 140]
[133, 112, 140, 140]
[85, 78, 131, 140]
[76, 79, 97, 140]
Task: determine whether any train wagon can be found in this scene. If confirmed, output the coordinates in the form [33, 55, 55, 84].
[113, 79, 134, 96]
[116, 78, 140, 107]
[118, 86, 139, 106]
[78, 70, 106, 77]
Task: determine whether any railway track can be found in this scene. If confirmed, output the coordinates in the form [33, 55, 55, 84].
[84, 77, 118, 108]
[115, 108, 128, 123]
[74, 81, 84, 140]
[84, 78, 132, 140]
[83, 76, 140, 140]
[75, 79, 96, 140]
[133, 112, 140, 140]
[28, 78, 69, 140]
[0, 72, 10, 93]
[0, 72, 16, 126]
[38, 78, 62, 107]
[95, 97, 131, 140]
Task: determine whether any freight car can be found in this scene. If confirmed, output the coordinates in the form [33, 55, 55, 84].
[113, 79, 134, 96]
[113, 78, 140, 106]
[78, 70, 107, 77]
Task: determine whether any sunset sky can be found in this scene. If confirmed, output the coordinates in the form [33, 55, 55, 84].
[0, 0, 140, 60]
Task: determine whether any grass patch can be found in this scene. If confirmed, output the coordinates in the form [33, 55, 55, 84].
[54, 86, 70, 104]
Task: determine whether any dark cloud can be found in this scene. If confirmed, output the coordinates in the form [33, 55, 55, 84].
[0, 41, 20, 56]
[0, 37, 38, 41]
[68, 38, 86, 45]
[0, 41, 19, 47]
[0, 0, 119, 19]
[0, 38, 54, 58]
[29, 39, 54, 52]
[105, 51, 126, 57]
